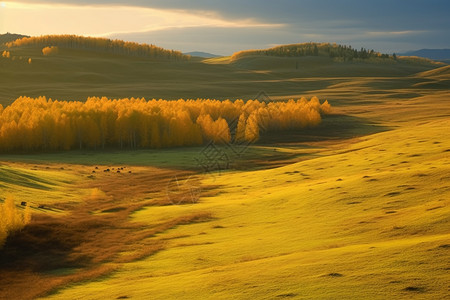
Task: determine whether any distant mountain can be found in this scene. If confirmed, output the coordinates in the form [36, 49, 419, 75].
[399, 49, 450, 60]
[184, 51, 220, 58]
[0, 33, 29, 45]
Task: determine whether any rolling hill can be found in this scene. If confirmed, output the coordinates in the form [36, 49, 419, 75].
[0, 37, 446, 106]
[5, 35, 188, 60]
[416, 65, 450, 78]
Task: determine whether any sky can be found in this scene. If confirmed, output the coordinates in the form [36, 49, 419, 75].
[1, 0, 449, 55]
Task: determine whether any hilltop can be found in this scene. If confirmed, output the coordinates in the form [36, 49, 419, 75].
[5, 35, 189, 60]
[230, 42, 443, 66]
[0, 33, 29, 45]
[231, 42, 389, 60]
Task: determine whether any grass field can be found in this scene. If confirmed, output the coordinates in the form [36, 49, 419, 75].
[0, 42, 449, 299]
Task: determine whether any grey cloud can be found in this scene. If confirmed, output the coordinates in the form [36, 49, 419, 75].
[8, 0, 450, 53]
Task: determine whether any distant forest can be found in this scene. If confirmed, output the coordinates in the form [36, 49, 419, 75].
[6, 35, 189, 60]
[231, 42, 394, 61]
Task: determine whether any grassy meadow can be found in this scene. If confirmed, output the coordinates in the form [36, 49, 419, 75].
[0, 38, 449, 299]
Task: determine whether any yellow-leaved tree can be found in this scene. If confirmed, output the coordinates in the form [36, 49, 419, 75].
[244, 113, 260, 142]
[42, 46, 59, 56]
[0, 96, 331, 151]
[235, 113, 247, 142]
[0, 195, 31, 248]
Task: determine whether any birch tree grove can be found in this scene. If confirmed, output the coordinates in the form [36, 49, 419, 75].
[0, 96, 331, 152]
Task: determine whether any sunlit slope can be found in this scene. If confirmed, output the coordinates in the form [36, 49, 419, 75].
[43, 119, 449, 299]
[0, 164, 83, 213]
[416, 65, 450, 78]
[412, 65, 450, 89]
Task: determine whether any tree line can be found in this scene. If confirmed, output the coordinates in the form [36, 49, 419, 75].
[0, 96, 331, 152]
[6, 35, 189, 60]
[231, 42, 393, 61]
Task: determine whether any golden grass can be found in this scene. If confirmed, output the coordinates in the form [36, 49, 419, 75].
[25, 92, 448, 299]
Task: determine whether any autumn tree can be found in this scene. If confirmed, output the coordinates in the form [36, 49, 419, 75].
[42, 46, 59, 56]
[0, 195, 31, 248]
[235, 113, 246, 142]
[0, 96, 331, 152]
[245, 113, 260, 142]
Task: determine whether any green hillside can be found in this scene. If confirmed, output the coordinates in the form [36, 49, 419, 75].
[0, 39, 446, 107]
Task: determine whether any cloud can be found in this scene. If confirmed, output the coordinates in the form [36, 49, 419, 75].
[11, 0, 450, 27]
[2, 0, 450, 54]
[366, 31, 428, 37]
[1, 1, 283, 38]
[108, 26, 296, 55]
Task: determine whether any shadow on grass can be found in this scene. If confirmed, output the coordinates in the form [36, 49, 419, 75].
[0, 115, 386, 172]
[0, 216, 89, 272]
[0, 210, 213, 299]
[0, 167, 55, 190]
[259, 114, 389, 144]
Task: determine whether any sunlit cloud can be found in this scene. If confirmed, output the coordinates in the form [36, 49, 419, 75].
[0, 1, 284, 38]
[366, 30, 427, 37]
